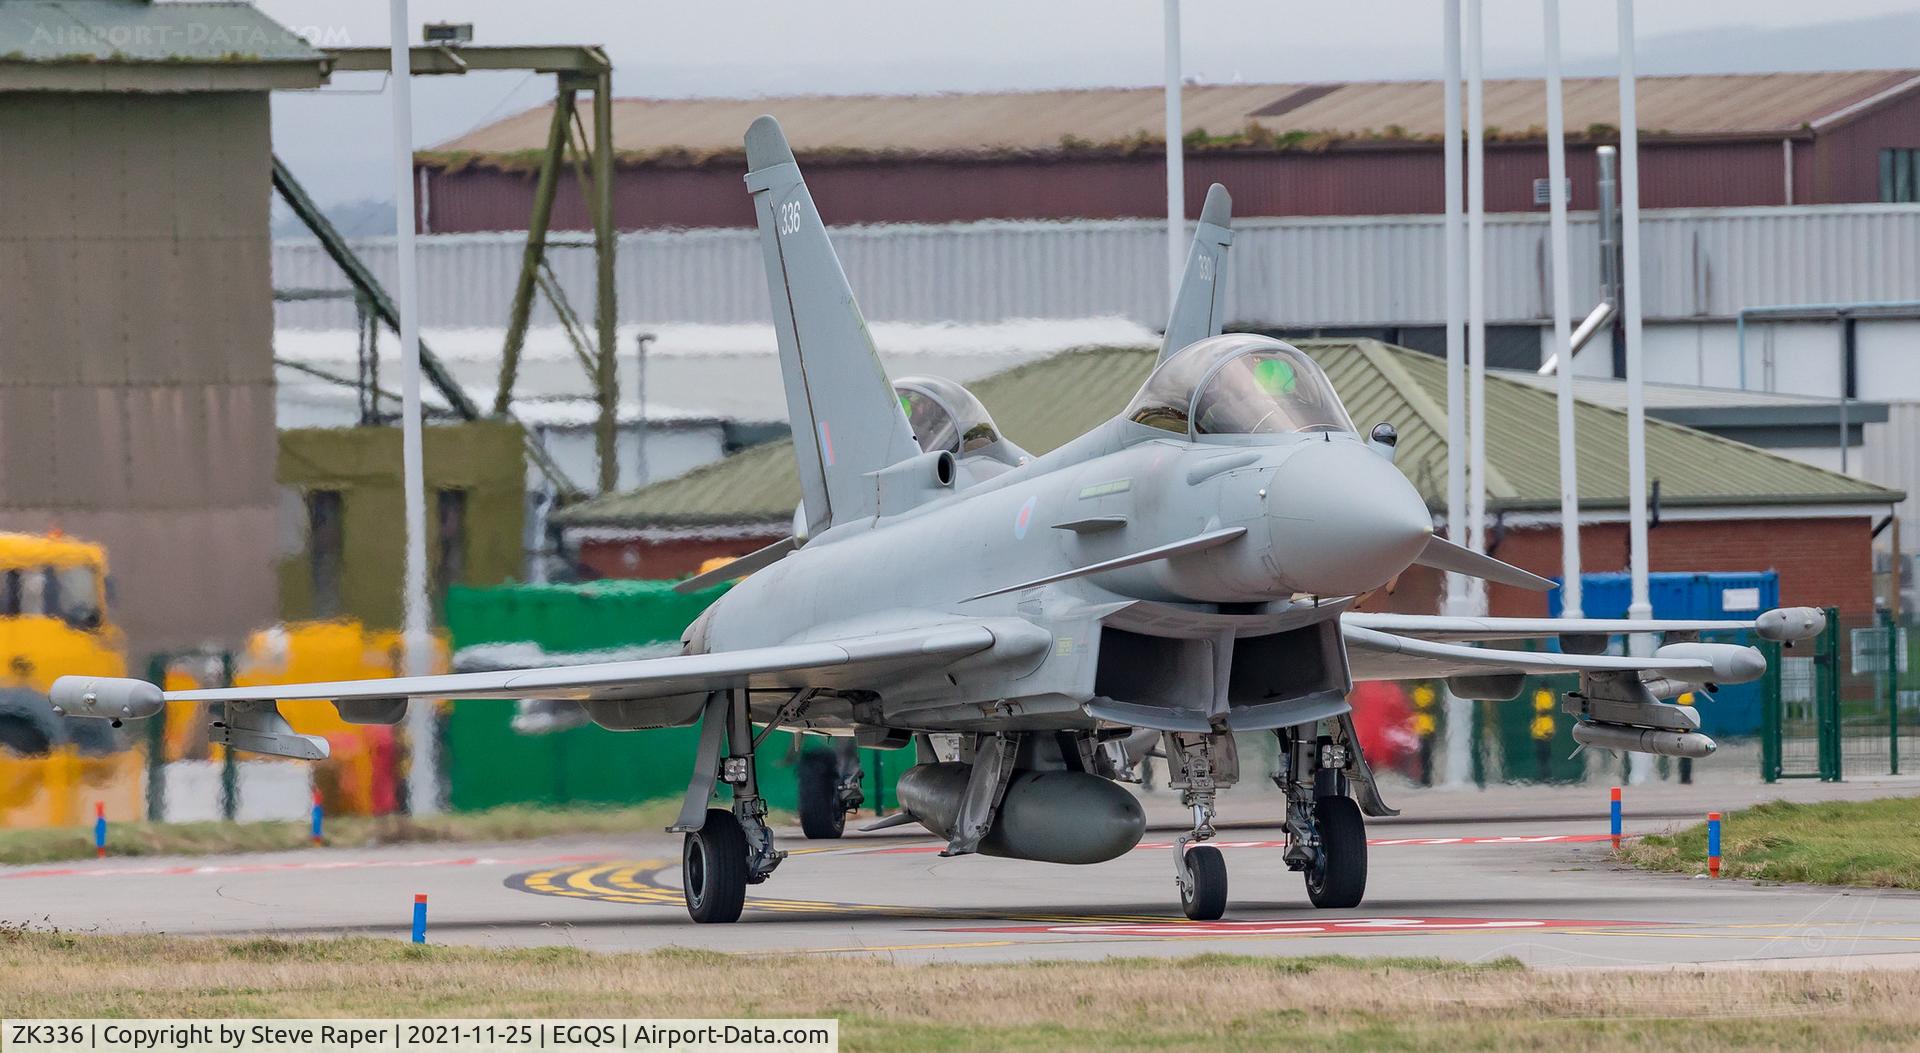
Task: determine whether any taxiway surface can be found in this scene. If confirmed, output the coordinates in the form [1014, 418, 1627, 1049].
[10, 778, 1920, 969]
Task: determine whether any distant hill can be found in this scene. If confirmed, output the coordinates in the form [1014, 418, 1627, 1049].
[1558, 12, 1920, 76]
[271, 198, 397, 240]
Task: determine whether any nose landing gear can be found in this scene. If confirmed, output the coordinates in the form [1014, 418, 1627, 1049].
[1169, 731, 1237, 920]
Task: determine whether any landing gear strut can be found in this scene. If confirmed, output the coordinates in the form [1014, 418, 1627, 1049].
[676, 689, 784, 923]
[1275, 726, 1367, 909]
[1169, 731, 1236, 921]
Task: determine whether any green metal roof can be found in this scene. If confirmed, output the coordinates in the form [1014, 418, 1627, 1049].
[0, 1, 321, 64]
[556, 339, 1901, 530]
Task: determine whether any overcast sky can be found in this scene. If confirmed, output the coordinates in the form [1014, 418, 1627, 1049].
[257, 0, 1920, 206]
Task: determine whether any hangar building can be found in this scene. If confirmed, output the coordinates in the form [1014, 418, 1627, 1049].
[416, 70, 1920, 232]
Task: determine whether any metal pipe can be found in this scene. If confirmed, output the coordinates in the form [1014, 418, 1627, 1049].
[1543, 0, 1582, 619]
[389, 0, 439, 814]
[1596, 146, 1620, 307]
[1537, 301, 1616, 375]
[1618, 0, 1653, 683]
[1782, 138, 1795, 205]
[1163, 0, 1184, 303]
[1736, 300, 1920, 392]
[1841, 315, 1855, 473]
[592, 71, 619, 494]
[1442, 0, 1469, 618]
[1466, 0, 1488, 600]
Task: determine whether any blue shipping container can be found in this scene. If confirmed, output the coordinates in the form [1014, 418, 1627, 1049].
[1550, 571, 1779, 737]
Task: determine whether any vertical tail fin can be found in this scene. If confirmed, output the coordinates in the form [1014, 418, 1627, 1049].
[745, 116, 922, 534]
[1158, 183, 1234, 363]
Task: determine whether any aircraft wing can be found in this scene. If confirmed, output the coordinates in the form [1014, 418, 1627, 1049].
[1341, 623, 1718, 682]
[1341, 606, 1824, 645]
[53, 619, 1037, 710]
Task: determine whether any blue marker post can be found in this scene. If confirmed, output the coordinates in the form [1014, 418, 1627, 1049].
[93, 801, 106, 859]
[1609, 786, 1622, 853]
[1707, 812, 1722, 878]
[310, 790, 324, 845]
[411, 893, 428, 943]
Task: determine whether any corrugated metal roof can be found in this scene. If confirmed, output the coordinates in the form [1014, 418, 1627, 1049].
[0, 1, 322, 64]
[434, 70, 1920, 159]
[556, 339, 1898, 529]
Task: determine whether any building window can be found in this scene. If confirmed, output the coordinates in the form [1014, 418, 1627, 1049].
[306, 489, 345, 620]
[434, 488, 467, 605]
[1882, 148, 1919, 203]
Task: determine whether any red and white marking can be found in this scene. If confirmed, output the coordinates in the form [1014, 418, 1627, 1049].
[948, 916, 1650, 938]
[0, 852, 610, 882]
[863, 833, 1613, 855]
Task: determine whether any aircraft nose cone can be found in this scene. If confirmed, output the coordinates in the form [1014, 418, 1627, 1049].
[1267, 441, 1432, 596]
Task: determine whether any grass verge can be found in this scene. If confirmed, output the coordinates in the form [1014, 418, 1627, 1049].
[0, 802, 699, 866]
[3, 931, 1917, 1051]
[1626, 796, 1920, 889]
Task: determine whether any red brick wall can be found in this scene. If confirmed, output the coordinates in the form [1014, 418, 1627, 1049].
[576, 533, 785, 582]
[1358, 516, 1876, 618]
[582, 516, 1875, 614]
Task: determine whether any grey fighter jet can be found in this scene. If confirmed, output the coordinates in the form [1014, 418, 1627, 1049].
[52, 117, 1826, 924]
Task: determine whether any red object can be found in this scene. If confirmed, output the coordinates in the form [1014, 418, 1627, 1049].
[94, 801, 104, 818]
[1346, 682, 1418, 773]
[414, 893, 427, 904]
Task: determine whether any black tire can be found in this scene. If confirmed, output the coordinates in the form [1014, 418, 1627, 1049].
[0, 690, 61, 756]
[796, 750, 846, 840]
[683, 807, 749, 923]
[1180, 844, 1228, 921]
[0, 688, 121, 756]
[1305, 795, 1368, 909]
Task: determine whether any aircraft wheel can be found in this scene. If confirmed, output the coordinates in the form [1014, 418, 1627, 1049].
[683, 808, 748, 923]
[1180, 845, 1228, 921]
[796, 750, 846, 839]
[1305, 796, 1367, 909]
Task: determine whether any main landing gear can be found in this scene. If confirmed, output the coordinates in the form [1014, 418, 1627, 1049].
[797, 739, 866, 840]
[1276, 726, 1368, 909]
[674, 688, 784, 923]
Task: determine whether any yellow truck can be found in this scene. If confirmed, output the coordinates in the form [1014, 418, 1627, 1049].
[0, 530, 124, 755]
[0, 530, 140, 827]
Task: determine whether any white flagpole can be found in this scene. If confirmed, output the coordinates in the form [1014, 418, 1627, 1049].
[1618, 0, 1650, 629]
[389, 0, 439, 814]
[1544, 0, 1583, 618]
[1441, 0, 1473, 789]
[1443, 0, 1469, 618]
[1163, 0, 1185, 303]
[1465, 0, 1488, 614]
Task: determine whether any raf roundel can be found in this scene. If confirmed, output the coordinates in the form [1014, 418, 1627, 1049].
[1013, 495, 1037, 540]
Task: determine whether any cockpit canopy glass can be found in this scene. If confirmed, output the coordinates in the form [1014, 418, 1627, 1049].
[895, 376, 1002, 456]
[1124, 335, 1354, 438]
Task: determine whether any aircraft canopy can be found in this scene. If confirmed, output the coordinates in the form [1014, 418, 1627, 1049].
[896, 376, 1004, 456]
[1125, 334, 1354, 438]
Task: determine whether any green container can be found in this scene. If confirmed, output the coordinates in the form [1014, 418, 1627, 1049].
[442, 580, 900, 813]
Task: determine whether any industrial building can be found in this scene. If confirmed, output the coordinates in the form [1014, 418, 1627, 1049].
[0, 0, 328, 660]
[281, 203, 1920, 542]
[554, 340, 1900, 619]
[417, 70, 1920, 232]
